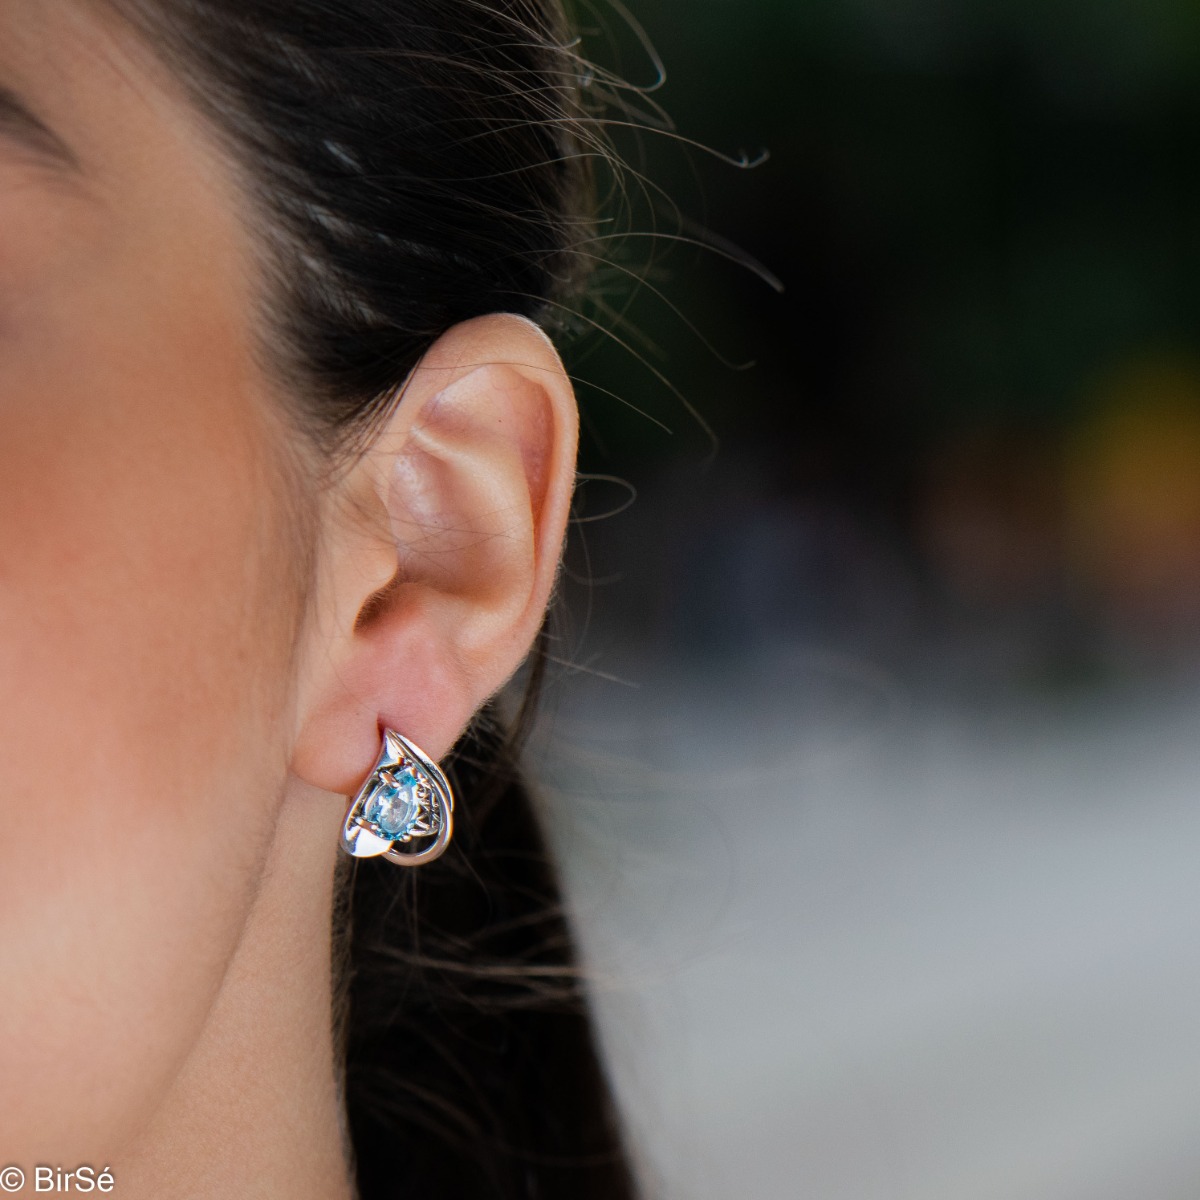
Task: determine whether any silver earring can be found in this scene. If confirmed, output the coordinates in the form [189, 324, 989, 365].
[340, 729, 455, 867]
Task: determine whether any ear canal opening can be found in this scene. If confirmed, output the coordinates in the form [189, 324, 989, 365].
[353, 571, 402, 633]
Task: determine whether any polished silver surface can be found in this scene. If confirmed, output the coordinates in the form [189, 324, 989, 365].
[340, 728, 455, 867]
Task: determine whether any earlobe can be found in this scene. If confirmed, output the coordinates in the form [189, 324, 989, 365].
[288, 314, 578, 798]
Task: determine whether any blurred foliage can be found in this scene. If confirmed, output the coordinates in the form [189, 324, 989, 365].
[559, 0, 1200, 685]
[570, 0, 1200, 475]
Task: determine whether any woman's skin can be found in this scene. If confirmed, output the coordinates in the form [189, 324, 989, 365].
[0, 3, 578, 1195]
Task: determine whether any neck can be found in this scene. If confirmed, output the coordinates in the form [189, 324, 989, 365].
[117, 779, 355, 1200]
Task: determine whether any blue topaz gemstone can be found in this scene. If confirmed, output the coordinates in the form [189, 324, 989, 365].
[364, 767, 422, 840]
[341, 730, 454, 865]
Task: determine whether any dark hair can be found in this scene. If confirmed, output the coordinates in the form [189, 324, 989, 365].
[105, 1, 636, 1196]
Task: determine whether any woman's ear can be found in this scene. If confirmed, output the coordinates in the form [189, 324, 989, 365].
[289, 312, 578, 795]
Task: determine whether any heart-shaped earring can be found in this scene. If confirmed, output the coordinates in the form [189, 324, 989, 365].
[340, 729, 455, 867]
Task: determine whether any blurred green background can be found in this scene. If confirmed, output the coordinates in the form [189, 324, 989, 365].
[566, 0, 1200, 692]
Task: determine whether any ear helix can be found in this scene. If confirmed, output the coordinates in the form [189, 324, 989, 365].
[340, 729, 454, 867]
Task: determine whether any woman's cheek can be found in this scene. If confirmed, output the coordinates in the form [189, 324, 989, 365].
[0, 304, 300, 1160]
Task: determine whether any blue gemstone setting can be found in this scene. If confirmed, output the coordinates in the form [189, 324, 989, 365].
[364, 767, 422, 840]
